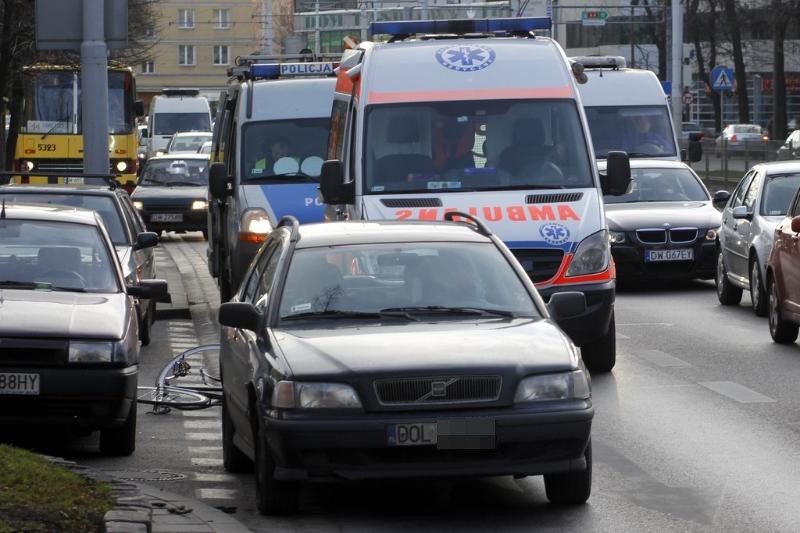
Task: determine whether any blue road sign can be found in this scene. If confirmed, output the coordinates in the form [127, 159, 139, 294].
[711, 66, 734, 92]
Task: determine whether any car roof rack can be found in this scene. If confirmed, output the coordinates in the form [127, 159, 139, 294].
[570, 55, 627, 69]
[0, 172, 120, 189]
[443, 211, 492, 237]
[161, 88, 201, 97]
[276, 215, 301, 242]
[371, 17, 551, 42]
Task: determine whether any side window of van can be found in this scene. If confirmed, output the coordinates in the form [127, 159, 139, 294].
[347, 107, 357, 182]
[227, 120, 237, 178]
[217, 110, 231, 164]
[328, 99, 348, 161]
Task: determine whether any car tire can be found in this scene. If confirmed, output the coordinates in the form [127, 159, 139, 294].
[581, 313, 615, 373]
[768, 276, 799, 344]
[716, 251, 743, 305]
[100, 400, 137, 456]
[750, 258, 767, 317]
[544, 440, 592, 505]
[139, 302, 153, 347]
[254, 417, 299, 515]
[222, 396, 253, 473]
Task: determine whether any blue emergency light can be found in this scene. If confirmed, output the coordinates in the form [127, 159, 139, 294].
[249, 62, 336, 80]
[370, 17, 552, 37]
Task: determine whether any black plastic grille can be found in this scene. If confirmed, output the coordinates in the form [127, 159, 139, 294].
[525, 192, 583, 204]
[511, 249, 565, 283]
[380, 198, 443, 208]
[0, 339, 67, 366]
[669, 228, 698, 243]
[636, 229, 667, 244]
[374, 376, 501, 405]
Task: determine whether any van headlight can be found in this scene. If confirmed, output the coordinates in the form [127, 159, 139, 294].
[567, 230, 610, 276]
[608, 231, 626, 245]
[132, 201, 144, 210]
[514, 370, 591, 402]
[191, 200, 208, 210]
[271, 381, 363, 409]
[68, 341, 114, 363]
[239, 208, 271, 243]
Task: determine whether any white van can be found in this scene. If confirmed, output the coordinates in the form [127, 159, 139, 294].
[319, 18, 631, 372]
[146, 89, 212, 158]
[207, 61, 336, 301]
[573, 56, 699, 163]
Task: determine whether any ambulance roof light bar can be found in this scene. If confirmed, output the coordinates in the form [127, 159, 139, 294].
[249, 62, 337, 81]
[370, 17, 552, 40]
[570, 56, 627, 69]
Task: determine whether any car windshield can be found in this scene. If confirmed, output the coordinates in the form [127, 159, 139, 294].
[604, 167, 709, 204]
[0, 219, 119, 293]
[153, 113, 211, 136]
[140, 159, 209, 186]
[278, 242, 539, 321]
[169, 133, 211, 152]
[0, 193, 128, 244]
[363, 99, 594, 194]
[732, 125, 761, 134]
[585, 105, 677, 158]
[241, 118, 330, 181]
[761, 173, 800, 216]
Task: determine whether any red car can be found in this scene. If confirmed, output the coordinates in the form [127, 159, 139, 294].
[767, 193, 800, 343]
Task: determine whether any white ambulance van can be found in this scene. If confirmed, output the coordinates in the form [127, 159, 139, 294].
[207, 61, 336, 301]
[319, 18, 631, 372]
[145, 88, 212, 159]
[573, 56, 701, 163]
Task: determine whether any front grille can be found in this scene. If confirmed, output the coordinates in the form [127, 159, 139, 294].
[636, 229, 667, 244]
[0, 399, 103, 418]
[511, 249, 564, 283]
[374, 375, 501, 405]
[380, 198, 442, 208]
[141, 202, 191, 212]
[0, 338, 67, 366]
[33, 160, 121, 174]
[669, 228, 698, 243]
[525, 192, 583, 204]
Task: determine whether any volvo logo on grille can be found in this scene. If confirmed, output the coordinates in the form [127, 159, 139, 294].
[431, 381, 447, 397]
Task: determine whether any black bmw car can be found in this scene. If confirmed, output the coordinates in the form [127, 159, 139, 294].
[602, 160, 725, 281]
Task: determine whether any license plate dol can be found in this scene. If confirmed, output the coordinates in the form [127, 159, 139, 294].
[387, 419, 496, 449]
[151, 213, 182, 222]
[388, 423, 437, 447]
[645, 249, 694, 262]
[0, 373, 40, 395]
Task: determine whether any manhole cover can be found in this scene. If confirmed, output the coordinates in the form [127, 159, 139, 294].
[100, 469, 187, 482]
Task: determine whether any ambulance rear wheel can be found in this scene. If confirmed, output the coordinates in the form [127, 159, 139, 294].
[581, 313, 616, 373]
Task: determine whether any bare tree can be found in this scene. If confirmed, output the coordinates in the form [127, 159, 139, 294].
[687, 0, 722, 133]
[721, 0, 749, 123]
[771, 0, 800, 139]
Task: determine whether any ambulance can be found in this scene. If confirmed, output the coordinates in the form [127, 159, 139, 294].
[207, 59, 336, 301]
[319, 18, 631, 372]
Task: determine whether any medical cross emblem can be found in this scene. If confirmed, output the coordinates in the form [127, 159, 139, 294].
[540, 223, 571, 245]
[435, 45, 496, 72]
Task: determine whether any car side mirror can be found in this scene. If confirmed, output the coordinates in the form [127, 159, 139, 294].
[127, 279, 169, 300]
[547, 291, 587, 322]
[319, 160, 354, 204]
[133, 231, 159, 251]
[687, 139, 703, 162]
[219, 302, 262, 332]
[712, 190, 731, 207]
[792, 216, 800, 233]
[732, 205, 751, 220]
[140, 128, 149, 139]
[209, 162, 231, 198]
[135, 100, 145, 117]
[602, 151, 631, 196]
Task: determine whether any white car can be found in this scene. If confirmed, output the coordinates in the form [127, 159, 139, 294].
[715, 124, 768, 156]
[166, 132, 212, 154]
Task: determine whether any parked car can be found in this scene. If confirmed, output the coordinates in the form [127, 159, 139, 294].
[0, 203, 167, 455]
[132, 154, 209, 238]
[717, 162, 800, 315]
[715, 124, 769, 156]
[679, 122, 705, 142]
[0, 178, 163, 344]
[776, 130, 800, 160]
[767, 188, 800, 343]
[219, 215, 593, 515]
[166, 131, 212, 154]
[603, 160, 723, 282]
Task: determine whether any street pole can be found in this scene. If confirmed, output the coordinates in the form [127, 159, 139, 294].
[314, 0, 320, 56]
[81, 0, 110, 175]
[629, 5, 634, 68]
[422, 0, 429, 20]
[670, 0, 683, 136]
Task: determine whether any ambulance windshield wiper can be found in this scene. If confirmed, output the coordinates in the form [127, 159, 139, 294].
[475, 184, 566, 191]
[246, 173, 318, 183]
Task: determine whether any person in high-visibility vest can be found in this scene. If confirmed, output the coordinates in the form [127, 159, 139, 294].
[254, 137, 291, 173]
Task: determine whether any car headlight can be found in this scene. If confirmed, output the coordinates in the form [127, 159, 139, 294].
[191, 200, 208, 210]
[20, 160, 34, 171]
[155, 151, 164, 156]
[239, 208, 271, 243]
[115, 160, 128, 173]
[608, 230, 626, 245]
[132, 201, 144, 210]
[68, 341, 114, 363]
[514, 370, 591, 403]
[271, 380, 363, 409]
[567, 230, 610, 276]
[705, 228, 719, 241]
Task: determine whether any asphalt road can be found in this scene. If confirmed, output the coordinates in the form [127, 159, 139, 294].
[21, 236, 800, 532]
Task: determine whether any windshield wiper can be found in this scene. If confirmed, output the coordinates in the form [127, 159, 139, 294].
[49, 285, 88, 293]
[282, 309, 417, 321]
[380, 306, 517, 318]
[475, 184, 566, 191]
[0, 280, 41, 289]
[41, 116, 71, 140]
[141, 178, 165, 185]
[165, 180, 203, 187]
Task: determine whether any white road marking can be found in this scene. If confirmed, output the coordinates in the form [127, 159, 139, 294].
[191, 457, 224, 467]
[180, 409, 220, 417]
[616, 332, 630, 340]
[699, 381, 776, 403]
[196, 488, 238, 500]
[637, 349, 691, 368]
[184, 420, 220, 429]
[188, 446, 223, 454]
[618, 322, 674, 327]
[194, 473, 237, 482]
[186, 432, 222, 441]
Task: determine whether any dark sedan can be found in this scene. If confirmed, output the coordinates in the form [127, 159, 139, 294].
[218, 214, 593, 515]
[132, 154, 209, 237]
[602, 160, 724, 281]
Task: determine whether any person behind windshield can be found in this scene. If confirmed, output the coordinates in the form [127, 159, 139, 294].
[622, 115, 668, 154]
[254, 137, 292, 173]
[432, 117, 476, 173]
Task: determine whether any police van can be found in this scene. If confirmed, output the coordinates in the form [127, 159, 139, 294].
[145, 88, 212, 159]
[573, 56, 701, 163]
[319, 18, 631, 372]
[207, 57, 337, 301]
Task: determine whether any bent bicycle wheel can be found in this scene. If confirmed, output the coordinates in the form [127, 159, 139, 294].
[137, 386, 210, 409]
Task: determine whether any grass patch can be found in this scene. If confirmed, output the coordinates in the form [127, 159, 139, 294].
[0, 444, 114, 533]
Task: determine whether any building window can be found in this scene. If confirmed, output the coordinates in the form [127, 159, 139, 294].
[213, 45, 230, 66]
[178, 9, 195, 29]
[142, 60, 155, 74]
[213, 9, 230, 29]
[178, 45, 195, 66]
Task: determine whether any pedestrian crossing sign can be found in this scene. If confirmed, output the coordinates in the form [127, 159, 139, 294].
[711, 66, 734, 92]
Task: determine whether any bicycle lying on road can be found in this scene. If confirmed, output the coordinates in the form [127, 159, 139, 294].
[137, 345, 222, 413]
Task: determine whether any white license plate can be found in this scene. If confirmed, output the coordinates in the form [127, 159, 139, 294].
[151, 213, 183, 222]
[388, 423, 437, 446]
[0, 373, 40, 395]
[645, 249, 694, 262]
